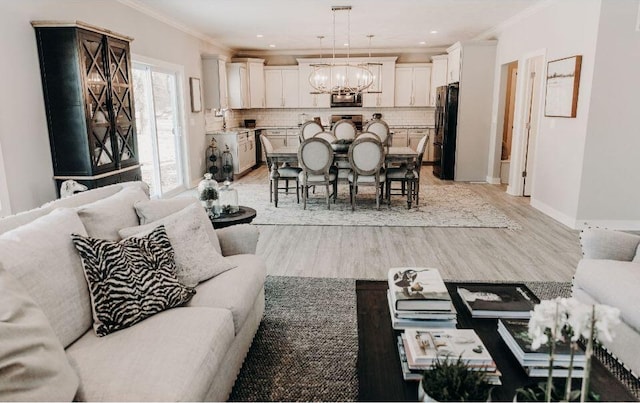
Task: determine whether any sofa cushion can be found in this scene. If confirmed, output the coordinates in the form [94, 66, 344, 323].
[573, 259, 640, 332]
[71, 226, 196, 337]
[76, 186, 149, 241]
[118, 203, 236, 287]
[134, 198, 222, 254]
[0, 208, 91, 347]
[0, 266, 79, 401]
[66, 306, 234, 401]
[633, 243, 640, 263]
[188, 254, 266, 333]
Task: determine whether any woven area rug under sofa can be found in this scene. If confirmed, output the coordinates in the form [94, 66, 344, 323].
[0, 182, 266, 401]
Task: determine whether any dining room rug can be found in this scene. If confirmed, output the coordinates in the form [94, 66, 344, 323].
[230, 182, 521, 229]
[229, 276, 639, 402]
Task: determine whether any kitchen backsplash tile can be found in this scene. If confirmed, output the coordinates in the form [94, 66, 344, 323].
[210, 107, 434, 129]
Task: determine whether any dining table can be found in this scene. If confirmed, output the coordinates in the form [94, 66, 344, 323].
[267, 146, 419, 209]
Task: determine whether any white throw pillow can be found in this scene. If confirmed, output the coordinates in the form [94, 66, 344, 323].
[0, 265, 79, 401]
[134, 198, 222, 254]
[76, 186, 149, 241]
[119, 203, 236, 287]
[633, 243, 640, 263]
[0, 208, 92, 347]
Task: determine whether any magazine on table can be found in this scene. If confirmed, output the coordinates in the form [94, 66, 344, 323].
[456, 283, 539, 319]
[387, 267, 452, 311]
[403, 328, 495, 366]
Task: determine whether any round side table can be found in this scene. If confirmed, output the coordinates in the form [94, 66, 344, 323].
[210, 206, 257, 229]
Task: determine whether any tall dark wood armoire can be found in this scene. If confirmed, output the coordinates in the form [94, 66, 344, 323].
[32, 21, 141, 192]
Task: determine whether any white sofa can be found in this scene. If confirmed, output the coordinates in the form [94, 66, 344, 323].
[572, 228, 640, 377]
[0, 182, 266, 401]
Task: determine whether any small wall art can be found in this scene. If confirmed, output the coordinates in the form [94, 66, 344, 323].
[190, 77, 202, 113]
[544, 55, 582, 118]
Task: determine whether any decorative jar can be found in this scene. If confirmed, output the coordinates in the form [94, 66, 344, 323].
[197, 173, 220, 217]
[221, 145, 234, 182]
[206, 138, 221, 181]
[218, 180, 239, 215]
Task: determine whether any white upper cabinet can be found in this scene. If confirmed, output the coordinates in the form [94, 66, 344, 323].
[202, 55, 228, 110]
[394, 64, 431, 107]
[447, 44, 462, 84]
[227, 63, 249, 109]
[430, 55, 448, 106]
[363, 59, 396, 108]
[297, 62, 330, 108]
[265, 67, 299, 108]
[228, 58, 265, 109]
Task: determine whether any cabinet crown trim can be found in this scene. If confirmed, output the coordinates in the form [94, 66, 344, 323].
[31, 20, 133, 42]
[296, 56, 398, 64]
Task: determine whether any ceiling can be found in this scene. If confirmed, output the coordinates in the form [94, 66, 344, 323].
[126, 0, 542, 55]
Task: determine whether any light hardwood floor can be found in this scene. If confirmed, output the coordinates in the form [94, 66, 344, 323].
[237, 164, 581, 282]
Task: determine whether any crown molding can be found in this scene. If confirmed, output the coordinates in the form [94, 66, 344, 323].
[473, 0, 554, 40]
[235, 46, 449, 58]
[116, 0, 232, 53]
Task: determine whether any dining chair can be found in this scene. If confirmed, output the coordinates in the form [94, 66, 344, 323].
[260, 134, 301, 204]
[300, 121, 324, 141]
[347, 137, 386, 211]
[363, 119, 390, 147]
[385, 134, 428, 206]
[297, 138, 337, 210]
[356, 132, 381, 141]
[314, 131, 338, 144]
[332, 119, 357, 141]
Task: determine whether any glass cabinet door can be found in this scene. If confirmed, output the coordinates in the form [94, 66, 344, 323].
[107, 38, 138, 168]
[79, 30, 116, 172]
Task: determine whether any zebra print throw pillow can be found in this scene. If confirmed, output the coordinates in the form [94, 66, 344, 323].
[71, 225, 196, 337]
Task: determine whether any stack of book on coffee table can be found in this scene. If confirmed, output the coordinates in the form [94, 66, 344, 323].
[397, 328, 501, 384]
[456, 283, 540, 319]
[498, 319, 586, 378]
[386, 267, 456, 330]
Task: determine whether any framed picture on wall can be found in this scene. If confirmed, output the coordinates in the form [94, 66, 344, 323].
[544, 55, 582, 118]
[190, 77, 202, 113]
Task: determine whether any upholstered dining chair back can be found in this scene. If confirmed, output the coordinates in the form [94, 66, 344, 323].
[300, 121, 324, 141]
[298, 138, 333, 175]
[260, 134, 274, 155]
[356, 132, 381, 142]
[348, 137, 384, 176]
[363, 119, 390, 145]
[314, 131, 338, 144]
[332, 119, 357, 141]
[415, 135, 429, 165]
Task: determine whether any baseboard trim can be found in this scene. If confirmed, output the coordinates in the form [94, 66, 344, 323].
[576, 219, 640, 231]
[530, 198, 576, 229]
[486, 176, 501, 185]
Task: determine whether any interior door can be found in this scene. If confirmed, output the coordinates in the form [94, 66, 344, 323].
[522, 56, 543, 196]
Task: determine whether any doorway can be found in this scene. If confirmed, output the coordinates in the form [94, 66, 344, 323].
[520, 56, 544, 196]
[132, 62, 186, 198]
[500, 61, 518, 185]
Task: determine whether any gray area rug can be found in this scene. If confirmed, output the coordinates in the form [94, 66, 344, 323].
[230, 276, 639, 402]
[228, 182, 521, 229]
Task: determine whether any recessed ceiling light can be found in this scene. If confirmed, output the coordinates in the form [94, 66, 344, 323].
[419, 41, 426, 45]
[256, 34, 263, 38]
[430, 30, 438, 34]
[269, 44, 276, 48]
[344, 43, 349, 46]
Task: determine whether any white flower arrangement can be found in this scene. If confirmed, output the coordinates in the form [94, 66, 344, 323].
[526, 297, 620, 402]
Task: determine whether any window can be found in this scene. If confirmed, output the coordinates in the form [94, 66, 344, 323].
[132, 60, 187, 198]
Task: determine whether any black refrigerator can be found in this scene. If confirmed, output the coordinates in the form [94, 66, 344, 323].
[433, 83, 459, 180]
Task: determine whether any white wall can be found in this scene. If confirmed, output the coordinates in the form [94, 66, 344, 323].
[576, 0, 640, 229]
[0, 0, 229, 213]
[487, 0, 602, 227]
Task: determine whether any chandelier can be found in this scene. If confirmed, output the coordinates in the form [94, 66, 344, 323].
[308, 6, 374, 94]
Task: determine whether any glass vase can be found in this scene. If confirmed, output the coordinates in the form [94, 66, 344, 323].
[197, 173, 220, 217]
[218, 180, 239, 215]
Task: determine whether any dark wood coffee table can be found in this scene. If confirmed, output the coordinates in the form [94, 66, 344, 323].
[356, 280, 636, 402]
[210, 206, 256, 229]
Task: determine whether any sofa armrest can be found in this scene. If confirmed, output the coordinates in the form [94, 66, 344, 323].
[216, 224, 259, 256]
[580, 228, 640, 261]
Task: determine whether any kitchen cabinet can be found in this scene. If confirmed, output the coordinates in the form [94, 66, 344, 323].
[390, 129, 408, 147]
[32, 22, 140, 191]
[297, 62, 330, 108]
[394, 64, 431, 107]
[212, 130, 256, 177]
[228, 58, 265, 109]
[202, 55, 228, 110]
[264, 67, 299, 108]
[362, 58, 397, 108]
[429, 55, 448, 106]
[447, 44, 462, 84]
[263, 128, 300, 148]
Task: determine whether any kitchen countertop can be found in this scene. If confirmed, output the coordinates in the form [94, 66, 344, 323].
[207, 125, 435, 135]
